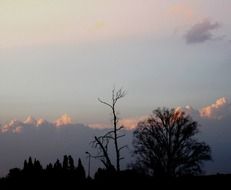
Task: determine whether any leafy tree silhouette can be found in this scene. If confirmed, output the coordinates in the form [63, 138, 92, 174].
[133, 108, 211, 177]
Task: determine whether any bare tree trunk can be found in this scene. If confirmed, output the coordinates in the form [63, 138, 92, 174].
[112, 105, 120, 171]
[96, 88, 126, 172]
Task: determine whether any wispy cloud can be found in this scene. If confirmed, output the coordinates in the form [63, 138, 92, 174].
[185, 19, 221, 44]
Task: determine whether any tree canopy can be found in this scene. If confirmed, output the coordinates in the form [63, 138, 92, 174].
[133, 108, 211, 177]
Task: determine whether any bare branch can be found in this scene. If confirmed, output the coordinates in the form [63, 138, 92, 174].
[97, 98, 113, 109]
[119, 145, 128, 152]
[116, 126, 124, 131]
[94, 136, 113, 170]
[117, 134, 126, 139]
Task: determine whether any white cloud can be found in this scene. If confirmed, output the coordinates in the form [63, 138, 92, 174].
[23, 115, 37, 125]
[174, 97, 231, 121]
[36, 118, 49, 127]
[89, 97, 231, 131]
[119, 116, 147, 130]
[175, 105, 200, 119]
[54, 114, 72, 127]
[1, 119, 23, 133]
[3, 97, 228, 134]
[0, 114, 74, 133]
[200, 97, 231, 119]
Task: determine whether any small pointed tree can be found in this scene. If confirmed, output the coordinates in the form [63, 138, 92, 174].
[54, 159, 62, 170]
[68, 155, 75, 170]
[34, 159, 43, 171]
[23, 160, 28, 170]
[46, 163, 53, 171]
[63, 155, 69, 170]
[77, 158, 86, 180]
[28, 157, 33, 170]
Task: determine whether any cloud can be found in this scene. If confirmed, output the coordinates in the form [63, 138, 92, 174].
[89, 97, 231, 131]
[0, 114, 74, 133]
[88, 123, 111, 129]
[185, 19, 221, 44]
[175, 105, 200, 119]
[200, 97, 231, 119]
[1, 119, 23, 133]
[119, 116, 148, 130]
[175, 97, 231, 120]
[54, 114, 72, 127]
[89, 116, 147, 130]
[23, 115, 37, 125]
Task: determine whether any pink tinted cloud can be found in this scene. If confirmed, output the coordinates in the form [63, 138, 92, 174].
[200, 97, 231, 119]
[119, 116, 147, 130]
[54, 114, 72, 127]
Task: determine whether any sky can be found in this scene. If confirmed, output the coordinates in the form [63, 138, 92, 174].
[0, 0, 231, 175]
[0, 0, 231, 124]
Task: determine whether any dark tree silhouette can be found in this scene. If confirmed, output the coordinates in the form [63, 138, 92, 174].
[133, 108, 211, 177]
[27, 157, 33, 170]
[63, 155, 69, 170]
[68, 155, 75, 170]
[46, 163, 53, 171]
[54, 159, 62, 171]
[76, 158, 86, 180]
[23, 160, 28, 170]
[34, 159, 43, 171]
[92, 88, 126, 172]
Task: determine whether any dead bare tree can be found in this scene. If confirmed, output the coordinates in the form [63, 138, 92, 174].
[92, 136, 114, 171]
[93, 88, 126, 172]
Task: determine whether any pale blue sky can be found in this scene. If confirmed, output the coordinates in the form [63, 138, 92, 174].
[0, 0, 230, 124]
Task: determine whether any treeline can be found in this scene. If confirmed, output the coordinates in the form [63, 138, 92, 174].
[0, 155, 87, 188]
[0, 156, 231, 189]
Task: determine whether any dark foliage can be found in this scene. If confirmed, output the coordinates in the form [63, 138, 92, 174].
[133, 108, 211, 177]
[0, 155, 86, 188]
[0, 156, 230, 189]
